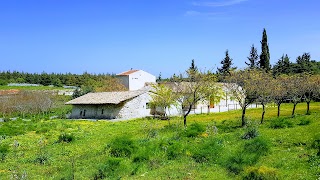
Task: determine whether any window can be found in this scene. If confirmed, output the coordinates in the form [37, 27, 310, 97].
[83, 110, 86, 117]
[146, 103, 150, 109]
[101, 109, 104, 115]
[80, 111, 83, 116]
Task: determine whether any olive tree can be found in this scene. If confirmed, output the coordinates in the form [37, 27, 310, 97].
[224, 70, 258, 127]
[254, 70, 273, 123]
[301, 74, 320, 114]
[271, 75, 289, 117]
[170, 71, 217, 127]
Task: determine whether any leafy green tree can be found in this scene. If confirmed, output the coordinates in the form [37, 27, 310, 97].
[273, 54, 292, 76]
[259, 28, 271, 71]
[295, 53, 312, 73]
[150, 83, 177, 120]
[245, 44, 259, 69]
[72, 86, 94, 99]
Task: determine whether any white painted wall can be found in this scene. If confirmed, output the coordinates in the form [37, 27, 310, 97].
[117, 70, 156, 91]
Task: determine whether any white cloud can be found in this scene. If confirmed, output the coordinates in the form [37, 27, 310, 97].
[192, 0, 248, 7]
[184, 10, 222, 16]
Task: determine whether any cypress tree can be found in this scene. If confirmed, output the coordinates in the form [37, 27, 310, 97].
[259, 28, 271, 71]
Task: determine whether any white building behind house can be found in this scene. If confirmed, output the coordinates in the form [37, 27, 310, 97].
[116, 69, 156, 91]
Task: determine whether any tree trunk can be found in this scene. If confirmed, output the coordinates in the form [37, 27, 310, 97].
[241, 107, 246, 127]
[292, 103, 297, 117]
[261, 103, 266, 124]
[306, 101, 310, 115]
[183, 105, 193, 127]
[277, 103, 281, 117]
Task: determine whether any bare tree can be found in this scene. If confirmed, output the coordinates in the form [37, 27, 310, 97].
[270, 75, 289, 117]
[169, 71, 217, 127]
[224, 70, 258, 127]
[286, 75, 304, 117]
[300, 74, 320, 114]
[254, 70, 273, 123]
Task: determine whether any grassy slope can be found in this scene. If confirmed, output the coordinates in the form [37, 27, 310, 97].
[0, 85, 66, 90]
[0, 103, 319, 179]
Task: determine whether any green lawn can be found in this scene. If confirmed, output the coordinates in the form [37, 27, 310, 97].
[0, 102, 319, 179]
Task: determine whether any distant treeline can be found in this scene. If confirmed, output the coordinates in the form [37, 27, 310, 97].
[0, 71, 115, 87]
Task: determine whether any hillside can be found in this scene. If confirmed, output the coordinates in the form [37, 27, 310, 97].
[0, 103, 319, 179]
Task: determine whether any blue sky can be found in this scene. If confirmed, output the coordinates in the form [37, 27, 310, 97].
[0, 0, 319, 77]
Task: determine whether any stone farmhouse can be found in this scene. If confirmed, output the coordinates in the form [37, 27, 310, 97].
[66, 70, 239, 120]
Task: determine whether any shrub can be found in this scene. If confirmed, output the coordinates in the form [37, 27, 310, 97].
[191, 138, 223, 163]
[298, 119, 310, 126]
[34, 153, 50, 165]
[166, 141, 184, 160]
[225, 137, 270, 174]
[108, 136, 136, 158]
[269, 118, 293, 129]
[225, 151, 252, 174]
[184, 123, 205, 137]
[243, 166, 278, 180]
[132, 148, 150, 163]
[0, 143, 9, 161]
[242, 121, 259, 140]
[243, 137, 270, 157]
[93, 157, 124, 180]
[57, 133, 74, 143]
[312, 134, 320, 156]
[147, 129, 158, 139]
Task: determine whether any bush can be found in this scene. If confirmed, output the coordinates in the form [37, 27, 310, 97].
[243, 137, 270, 156]
[108, 136, 136, 158]
[57, 133, 74, 143]
[312, 134, 320, 156]
[132, 148, 150, 163]
[184, 123, 206, 137]
[298, 119, 310, 126]
[166, 141, 184, 160]
[0, 143, 9, 161]
[191, 138, 223, 163]
[225, 151, 252, 174]
[243, 166, 278, 180]
[269, 118, 293, 129]
[242, 121, 259, 140]
[225, 137, 270, 174]
[34, 153, 50, 165]
[93, 157, 124, 180]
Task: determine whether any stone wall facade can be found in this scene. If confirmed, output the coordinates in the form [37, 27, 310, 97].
[69, 92, 152, 120]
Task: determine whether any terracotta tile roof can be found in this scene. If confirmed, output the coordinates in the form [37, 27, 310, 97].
[117, 69, 139, 76]
[65, 90, 147, 105]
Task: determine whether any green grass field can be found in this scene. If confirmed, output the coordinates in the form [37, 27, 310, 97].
[0, 85, 66, 91]
[0, 103, 319, 179]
